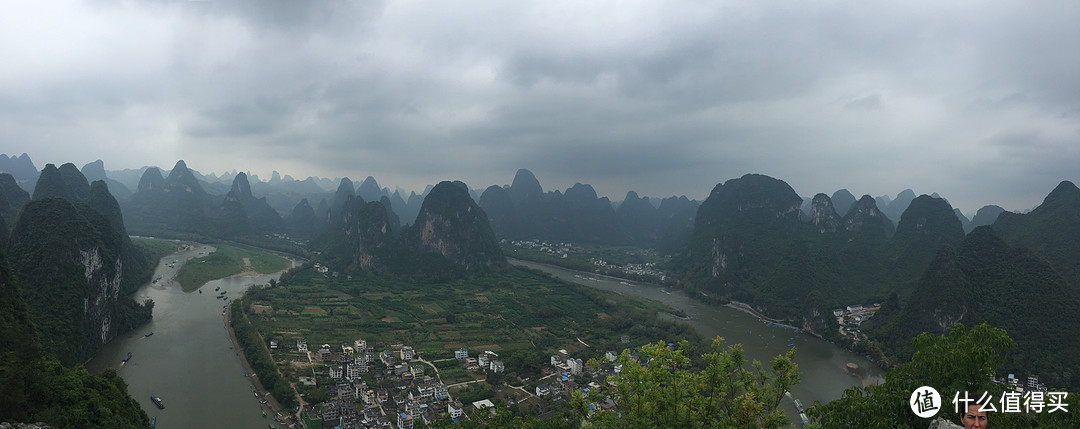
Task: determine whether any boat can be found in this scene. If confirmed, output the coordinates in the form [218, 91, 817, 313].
[215, 286, 220, 291]
[262, 409, 267, 417]
[144, 332, 154, 337]
[122, 352, 132, 363]
[150, 416, 156, 428]
[150, 395, 165, 409]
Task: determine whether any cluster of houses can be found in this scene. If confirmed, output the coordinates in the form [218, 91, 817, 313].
[589, 258, 667, 281]
[832, 304, 880, 342]
[1001, 373, 1049, 395]
[534, 349, 622, 416]
[508, 239, 574, 259]
[460, 349, 506, 373]
[293, 338, 518, 428]
[288, 335, 654, 428]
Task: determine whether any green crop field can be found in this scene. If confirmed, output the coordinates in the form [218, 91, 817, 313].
[241, 264, 703, 378]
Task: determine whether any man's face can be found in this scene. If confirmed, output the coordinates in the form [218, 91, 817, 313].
[962, 404, 988, 429]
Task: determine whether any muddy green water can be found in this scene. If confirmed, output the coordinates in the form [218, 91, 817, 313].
[511, 259, 884, 421]
[87, 244, 288, 429]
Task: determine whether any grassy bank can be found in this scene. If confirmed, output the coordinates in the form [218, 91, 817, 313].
[131, 237, 187, 265]
[177, 245, 289, 291]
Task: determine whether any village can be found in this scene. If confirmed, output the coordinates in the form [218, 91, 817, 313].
[588, 258, 667, 281]
[283, 336, 633, 428]
[507, 239, 574, 259]
[833, 303, 880, 343]
[506, 239, 669, 282]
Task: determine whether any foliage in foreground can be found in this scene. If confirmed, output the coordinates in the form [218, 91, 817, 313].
[426, 339, 800, 429]
[809, 323, 1077, 428]
[1, 246, 148, 428]
[580, 339, 800, 428]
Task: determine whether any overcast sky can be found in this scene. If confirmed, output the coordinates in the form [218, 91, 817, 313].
[1, 0, 1077, 214]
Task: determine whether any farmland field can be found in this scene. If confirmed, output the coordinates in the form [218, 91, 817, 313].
[240, 264, 702, 376]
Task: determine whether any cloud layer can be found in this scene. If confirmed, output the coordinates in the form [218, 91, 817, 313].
[1, 0, 1077, 214]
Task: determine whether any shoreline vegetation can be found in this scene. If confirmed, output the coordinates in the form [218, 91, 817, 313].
[176, 244, 290, 291]
[224, 302, 290, 420]
[514, 258, 821, 339]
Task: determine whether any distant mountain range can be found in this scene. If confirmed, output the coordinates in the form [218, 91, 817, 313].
[1, 153, 1036, 244]
[480, 169, 699, 250]
[315, 180, 504, 279]
[3, 153, 1077, 389]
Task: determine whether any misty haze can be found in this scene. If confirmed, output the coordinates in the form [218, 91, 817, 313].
[0, 1, 1077, 428]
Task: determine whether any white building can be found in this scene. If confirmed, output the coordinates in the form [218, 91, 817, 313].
[568, 358, 583, 375]
[448, 401, 464, 419]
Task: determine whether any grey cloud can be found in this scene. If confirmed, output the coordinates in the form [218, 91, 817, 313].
[844, 94, 881, 110]
[1, 1, 1077, 216]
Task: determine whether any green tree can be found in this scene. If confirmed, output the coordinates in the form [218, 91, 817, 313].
[809, 323, 1077, 428]
[583, 338, 800, 428]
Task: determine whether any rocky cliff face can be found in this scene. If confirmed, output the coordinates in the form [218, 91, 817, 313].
[8, 197, 127, 365]
[405, 181, 503, 269]
[842, 195, 894, 240]
[684, 174, 803, 285]
[327, 196, 396, 272]
[809, 193, 842, 234]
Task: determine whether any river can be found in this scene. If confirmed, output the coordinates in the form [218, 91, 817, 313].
[86, 245, 878, 428]
[87, 244, 289, 429]
[510, 259, 883, 420]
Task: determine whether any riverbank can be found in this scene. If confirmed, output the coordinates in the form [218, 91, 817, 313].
[87, 243, 291, 429]
[511, 258, 885, 410]
[725, 301, 815, 335]
[223, 307, 283, 414]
